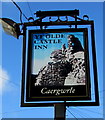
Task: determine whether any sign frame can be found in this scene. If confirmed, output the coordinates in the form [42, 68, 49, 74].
[21, 21, 99, 107]
[26, 28, 91, 102]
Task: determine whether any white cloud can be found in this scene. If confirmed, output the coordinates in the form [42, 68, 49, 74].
[0, 66, 10, 95]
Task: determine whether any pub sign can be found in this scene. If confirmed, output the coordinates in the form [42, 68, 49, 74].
[26, 28, 91, 101]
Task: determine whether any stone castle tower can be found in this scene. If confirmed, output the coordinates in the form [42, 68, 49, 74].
[35, 35, 85, 86]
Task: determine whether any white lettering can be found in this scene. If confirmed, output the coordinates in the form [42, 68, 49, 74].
[41, 87, 76, 96]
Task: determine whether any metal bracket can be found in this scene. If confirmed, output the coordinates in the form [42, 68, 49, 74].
[83, 15, 89, 21]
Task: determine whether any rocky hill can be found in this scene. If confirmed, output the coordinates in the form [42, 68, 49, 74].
[35, 35, 86, 86]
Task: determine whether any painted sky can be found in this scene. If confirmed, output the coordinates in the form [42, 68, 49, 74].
[0, 1, 104, 119]
[32, 32, 84, 74]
